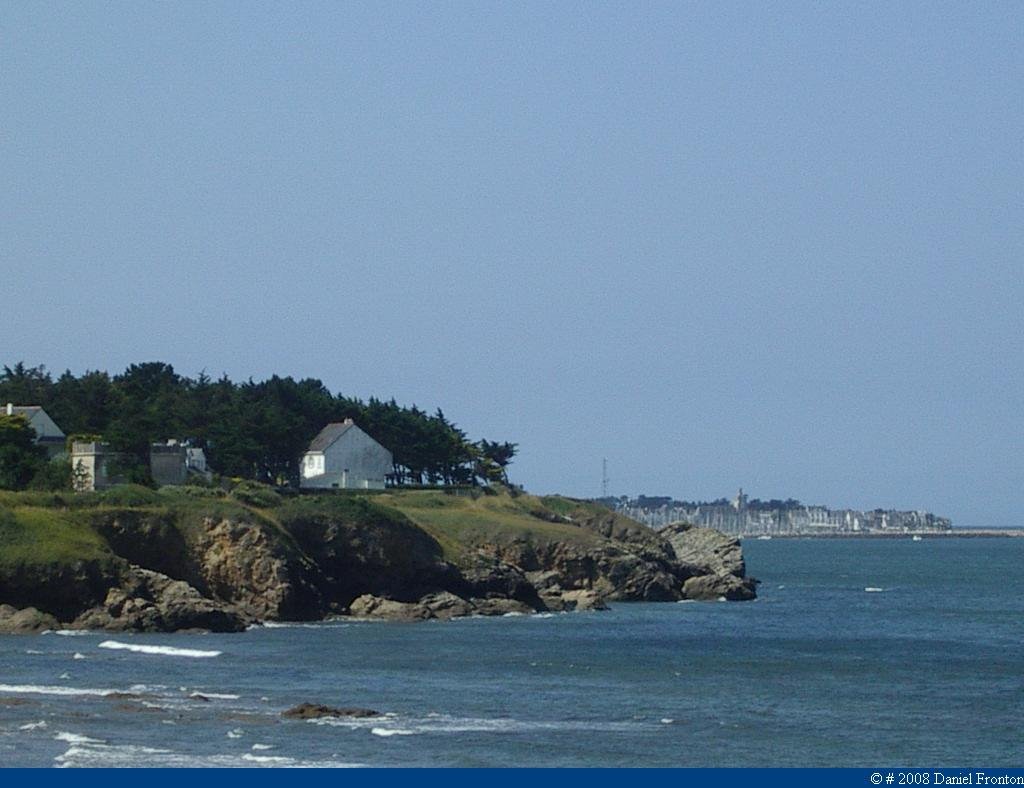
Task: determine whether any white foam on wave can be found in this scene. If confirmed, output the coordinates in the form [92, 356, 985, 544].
[55, 732, 105, 745]
[190, 691, 239, 700]
[251, 620, 350, 630]
[227, 729, 244, 739]
[313, 713, 648, 736]
[0, 683, 120, 697]
[43, 629, 94, 637]
[251, 743, 274, 751]
[864, 587, 884, 593]
[25, 649, 45, 655]
[18, 721, 47, 731]
[73, 652, 86, 660]
[53, 738, 361, 768]
[242, 753, 294, 764]
[98, 640, 222, 658]
[130, 683, 167, 692]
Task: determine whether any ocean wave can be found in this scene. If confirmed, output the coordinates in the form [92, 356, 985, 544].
[0, 683, 120, 697]
[98, 640, 222, 658]
[312, 713, 649, 736]
[18, 721, 47, 731]
[249, 620, 350, 630]
[42, 630, 94, 637]
[864, 587, 885, 593]
[73, 652, 86, 660]
[53, 738, 361, 768]
[189, 692, 239, 700]
[242, 753, 294, 764]
[54, 732, 105, 745]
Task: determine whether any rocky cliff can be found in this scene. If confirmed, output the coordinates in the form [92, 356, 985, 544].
[0, 486, 756, 632]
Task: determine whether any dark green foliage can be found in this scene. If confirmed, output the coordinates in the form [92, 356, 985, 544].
[0, 414, 46, 490]
[0, 363, 517, 488]
[28, 458, 72, 491]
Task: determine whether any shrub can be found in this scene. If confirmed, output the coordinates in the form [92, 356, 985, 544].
[229, 480, 282, 508]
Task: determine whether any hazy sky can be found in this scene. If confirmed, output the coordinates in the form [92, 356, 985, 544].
[2, 3, 1021, 524]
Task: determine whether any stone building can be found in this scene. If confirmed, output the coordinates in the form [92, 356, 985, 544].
[150, 441, 212, 486]
[70, 442, 125, 492]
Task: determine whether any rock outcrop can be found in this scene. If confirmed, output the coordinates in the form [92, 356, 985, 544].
[0, 604, 60, 634]
[70, 566, 247, 632]
[282, 703, 380, 720]
[348, 591, 534, 621]
[662, 524, 758, 601]
[0, 491, 756, 632]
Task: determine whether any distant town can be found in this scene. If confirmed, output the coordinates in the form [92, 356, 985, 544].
[598, 489, 953, 536]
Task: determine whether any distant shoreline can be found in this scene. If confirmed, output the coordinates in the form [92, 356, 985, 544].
[742, 529, 1024, 540]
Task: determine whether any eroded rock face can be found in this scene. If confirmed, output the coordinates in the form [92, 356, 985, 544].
[478, 539, 680, 604]
[541, 589, 609, 612]
[192, 518, 323, 621]
[0, 604, 60, 634]
[91, 510, 324, 621]
[70, 566, 246, 632]
[661, 524, 758, 601]
[2, 498, 755, 632]
[681, 573, 758, 601]
[280, 509, 460, 610]
[662, 524, 746, 579]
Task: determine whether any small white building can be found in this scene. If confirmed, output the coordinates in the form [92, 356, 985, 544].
[71, 441, 125, 492]
[4, 403, 66, 457]
[300, 419, 392, 490]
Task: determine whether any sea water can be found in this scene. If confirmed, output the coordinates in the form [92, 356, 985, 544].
[1, 537, 1022, 767]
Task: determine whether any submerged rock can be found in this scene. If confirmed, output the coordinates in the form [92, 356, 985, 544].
[281, 703, 380, 720]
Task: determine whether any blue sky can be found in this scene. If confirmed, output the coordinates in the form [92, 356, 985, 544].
[2, 3, 1021, 524]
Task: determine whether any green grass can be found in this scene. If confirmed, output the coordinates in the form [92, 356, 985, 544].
[0, 506, 114, 569]
[374, 489, 605, 564]
[0, 486, 630, 573]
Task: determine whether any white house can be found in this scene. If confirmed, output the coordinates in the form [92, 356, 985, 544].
[299, 419, 392, 490]
[5, 403, 66, 457]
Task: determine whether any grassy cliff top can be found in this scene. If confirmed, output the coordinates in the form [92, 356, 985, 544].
[0, 484, 642, 570]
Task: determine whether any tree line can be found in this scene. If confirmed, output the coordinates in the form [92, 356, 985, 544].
[0, 362, 517, 489]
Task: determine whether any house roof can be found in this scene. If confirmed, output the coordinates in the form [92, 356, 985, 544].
[6, 405, 42, 416]
[306, 421, 356, 452]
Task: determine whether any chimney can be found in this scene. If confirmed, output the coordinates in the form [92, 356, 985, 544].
[5, 403, 12, 416]
[343, 418, 354, 425]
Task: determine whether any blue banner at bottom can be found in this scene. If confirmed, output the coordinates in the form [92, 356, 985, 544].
[5, 768, 1024, 787]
